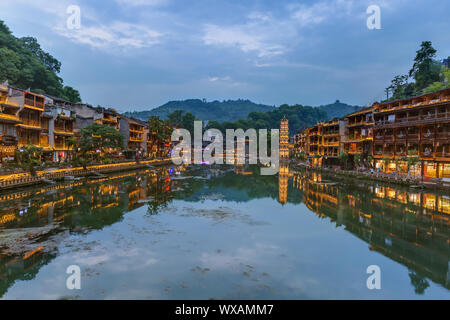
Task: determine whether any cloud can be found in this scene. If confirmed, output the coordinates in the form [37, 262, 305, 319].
[54, 21, 162, 50]
[115, 0, 169, 6]
[201, 1, 356, 58]
[202, 22, 286, 58]
[208, 76, 231, 82]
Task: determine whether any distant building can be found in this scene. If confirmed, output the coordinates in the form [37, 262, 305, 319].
[119, 116, 147, 157]
[42, 94, 75, 162]
[0, 82, 21, 159]
[280, 116, 289, 158]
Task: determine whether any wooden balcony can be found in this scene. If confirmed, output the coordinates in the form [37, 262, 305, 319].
[54, 143, 69, 150]
[374, 110, 450, 127]
[407, 133, 419, 140]
[54, 129, 74, 136]
[435, 151, 449, 159]
[24, 97, 44, 111]
[436, 131, 449, 140]
[0, 135, 17, 146]
[17, 120, 42, 130]
[0, 113, 22, 124]
[347, 121, 374, 127]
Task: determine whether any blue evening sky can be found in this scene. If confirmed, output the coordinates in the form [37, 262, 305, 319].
[2, 0, 449, 112]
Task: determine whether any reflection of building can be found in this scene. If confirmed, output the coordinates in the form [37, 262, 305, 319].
[278, 163, 289, 204]
[292, 170, 450, 290]
[280, 116, 289, 158]
[0, 167, 176, 296]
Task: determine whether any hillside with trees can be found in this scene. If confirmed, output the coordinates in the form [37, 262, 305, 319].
[124, 99, 276, 122]
[385, 41, 449, 101]
[317, 100, 362, 119]
[204, 104, 328, 135]
[0, 20, 81, 102]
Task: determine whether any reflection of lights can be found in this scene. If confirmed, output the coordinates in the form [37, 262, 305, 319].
[23, 246, 43, 260]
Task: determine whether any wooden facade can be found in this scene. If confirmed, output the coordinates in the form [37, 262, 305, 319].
[296, 88, 450, 178]
[373, 88, 450, 177]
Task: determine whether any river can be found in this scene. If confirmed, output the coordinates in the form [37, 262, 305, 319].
[0, 164, 449, 299]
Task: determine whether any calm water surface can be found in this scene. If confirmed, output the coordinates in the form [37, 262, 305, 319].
[0, 164, 449, 299]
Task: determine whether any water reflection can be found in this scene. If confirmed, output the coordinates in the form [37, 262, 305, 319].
[291, 168, 450, 292]
[0, 167, 178, 297]
[0, 163, 448, 298]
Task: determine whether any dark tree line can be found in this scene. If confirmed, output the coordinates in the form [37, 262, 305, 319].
[0, 20, 81, 103]
[385, 41, 450, 101]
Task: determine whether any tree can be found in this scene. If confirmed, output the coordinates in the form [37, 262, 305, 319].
[15, 144, 43, 177]
[167, 110, 184, 127]
[0, 20, 82, 101]
[423, 66, 450, 94]
[19, 37, 61, 73]
[0, 47, 20, 83]
[387, 75, 409, 100]
[72, 123, 124, 168]
[167, 110, 197, 135]
[338, 151, 349, 170]
[62, 86, 82, 103]
[407, 156, 419, 177]
[408, 271, 430, 295]
[409, 41, 440, 92]
[148, 116, 173, 158]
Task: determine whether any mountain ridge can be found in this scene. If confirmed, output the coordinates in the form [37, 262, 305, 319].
[124, 99, 363, 122]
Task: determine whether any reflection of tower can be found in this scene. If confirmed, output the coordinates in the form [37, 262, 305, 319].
[280, 116, 289, 158]
[278, 163, 289, 204]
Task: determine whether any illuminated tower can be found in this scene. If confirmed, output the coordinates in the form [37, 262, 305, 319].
[278, 163, 289, 204]
[280, 115, 289, 158]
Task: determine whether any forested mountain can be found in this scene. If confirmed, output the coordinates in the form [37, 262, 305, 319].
[0, 20, 81, 102]
[205, 104, 328, 135]
[124, 99, 275, 122]
[318, 100, 362, 119]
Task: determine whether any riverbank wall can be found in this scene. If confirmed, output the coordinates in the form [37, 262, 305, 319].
[0, 158, 172, 190]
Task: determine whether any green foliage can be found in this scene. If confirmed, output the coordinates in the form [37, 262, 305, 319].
[205, 104, 327, 135]
[15, 144, 43, 176]
[62, 86, 82, 103]
[385, 41, 448, 101]
[297, 152, 306, 161]
[126, 99, 360, 127]
[338, 151, 349, 169]
[147, 116, 173, 158]
[71, 124, 124, 167]
[148, 116, 172, 141]
[0, 20, 81, 101]
[317, 100, 362, 119]
[125, 99, 275, 123]
[167, 110, 197, 135]
[409, 41, 440, 91]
